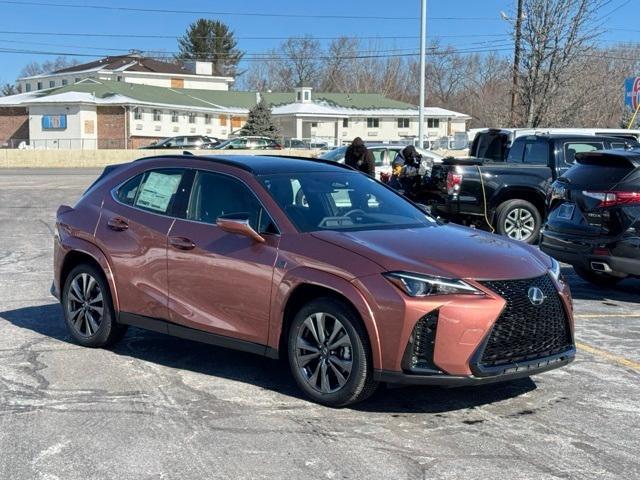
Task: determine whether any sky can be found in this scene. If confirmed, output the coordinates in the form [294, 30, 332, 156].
[0, 0, 637, 85]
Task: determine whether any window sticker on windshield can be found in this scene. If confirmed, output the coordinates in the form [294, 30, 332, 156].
[135, 172, 181, 212]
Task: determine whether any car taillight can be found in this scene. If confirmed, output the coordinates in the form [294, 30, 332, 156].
[446, 172, 463, 195]
[274, 143, 282, 150]
[582, 191, 640, 207]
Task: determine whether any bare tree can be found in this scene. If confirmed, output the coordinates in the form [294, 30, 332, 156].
[517, 0, 605, 127]
[1, 82, 19, 96]
[19, 56, 80, 78]
[320, 37, 359, 92]
[280, 36, 321, 88]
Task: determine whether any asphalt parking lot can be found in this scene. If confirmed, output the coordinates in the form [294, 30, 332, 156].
[0, 168, 638, 480]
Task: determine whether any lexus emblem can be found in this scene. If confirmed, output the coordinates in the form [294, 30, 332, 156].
[528, 286, 546, 306]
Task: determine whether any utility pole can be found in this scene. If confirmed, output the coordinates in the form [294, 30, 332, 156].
[418, 0, 427, 148]
[509, 0, 524, 126]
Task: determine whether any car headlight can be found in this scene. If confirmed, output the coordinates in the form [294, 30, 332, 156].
[549, 257, 562, 282]
[383, 271, 483, 297]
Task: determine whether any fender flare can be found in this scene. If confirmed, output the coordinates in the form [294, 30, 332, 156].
[269, 266, 382, 369]
[59, 236, 120, 313]
[490, 186, 546, 217]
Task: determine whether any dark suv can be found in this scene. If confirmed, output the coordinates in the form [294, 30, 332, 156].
[541, 149, 640, 286]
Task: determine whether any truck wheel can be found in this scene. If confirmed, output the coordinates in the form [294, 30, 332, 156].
[573, 266, 626, 288]
[287, 298, 378, 407]
[495, 199, 542, 244]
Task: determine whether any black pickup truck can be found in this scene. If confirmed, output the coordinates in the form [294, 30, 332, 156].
[430, 134, 638, 243]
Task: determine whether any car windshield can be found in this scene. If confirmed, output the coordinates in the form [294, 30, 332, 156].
[261, 172, 436, 232]
[319, 147, 347, 161]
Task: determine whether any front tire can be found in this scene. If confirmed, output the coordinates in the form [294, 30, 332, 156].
[62, 264, 127, 347]
[287, 298, 378, 407]
[495, 199, 542, 244]
[573, 266, 626, 288]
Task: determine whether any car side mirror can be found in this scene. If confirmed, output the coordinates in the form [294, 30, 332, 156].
[216, 214, 265, 243]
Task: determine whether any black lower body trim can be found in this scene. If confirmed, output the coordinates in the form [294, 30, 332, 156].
[118, 312, 273, 357]
[374, 351, 575, 387]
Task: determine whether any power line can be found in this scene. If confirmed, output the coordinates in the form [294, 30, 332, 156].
[0, 45, 515, 62]
[0, 29, 513, 40]
[0, 37, 514, 57]
[0, 1, 503, 21]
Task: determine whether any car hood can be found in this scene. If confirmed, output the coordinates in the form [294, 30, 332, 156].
[311, 224, 551, 281]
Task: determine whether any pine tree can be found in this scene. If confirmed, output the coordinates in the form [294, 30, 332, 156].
[177, 19, 244, 77]
[240, 98, 281, 140]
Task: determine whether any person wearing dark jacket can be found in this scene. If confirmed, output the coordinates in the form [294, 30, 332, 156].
[344, 137, 375, 176]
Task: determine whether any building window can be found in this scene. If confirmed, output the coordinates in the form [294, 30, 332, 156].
[25, 83, 31, 92]
[311, 122, 318, 128]
[367, 118, 379, 128]
[304, 91, 310, 101]
[116, 76, 123, 82]
[61, 79, 68, 86]
[397, 118, 410, 128]
[342, 118, 348, 128]
[49, 80, 55, 88]
[188, 112, 196, 124]
[427, 118, 440, 128]
[204, 114, 211, 125]
[134, 108, 143, 120]
[37, 82, 43, 90]
[153, 110, 161, 122]
[297, 91, 302, 101]
[75, 78, 81, 83]
[171, 111, 179, 123]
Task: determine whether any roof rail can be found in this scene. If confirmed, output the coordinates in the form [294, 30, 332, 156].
[133, 154, 254, 172]
[257, 154, 355, 171]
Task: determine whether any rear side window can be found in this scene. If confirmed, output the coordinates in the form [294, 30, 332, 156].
[115, 173, 143, 206]
[115, 169, 186, 215]
[523, 139, 549, 164]
[135, 170, 184, 214]
[564, 142, 603, 164]
[506, 140, 525, 163]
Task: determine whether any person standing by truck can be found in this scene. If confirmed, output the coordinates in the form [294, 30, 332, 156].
[344, 137, 375, 176]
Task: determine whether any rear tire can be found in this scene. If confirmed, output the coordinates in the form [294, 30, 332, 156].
[495, 199, 542, 244]
[573, 266, 626, 288]
[62, 263, 127, 348]
[287, 297, 378, 407]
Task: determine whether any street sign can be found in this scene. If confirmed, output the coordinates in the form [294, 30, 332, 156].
[625, 77, 640, 110]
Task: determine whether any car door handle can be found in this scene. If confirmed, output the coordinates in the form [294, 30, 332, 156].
[169, 236, 195, 250]
[107, 217, 129, 231]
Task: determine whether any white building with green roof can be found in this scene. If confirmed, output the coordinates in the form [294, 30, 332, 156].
[0, 78, 470, 150]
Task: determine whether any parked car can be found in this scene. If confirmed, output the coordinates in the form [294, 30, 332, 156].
[430, 134, 639, 243]
[140, 135, 220, 150]
[541, 149, 640, 287]
[283, 139, 330, 149]
[319, 144, 444, 180]
[213, 136, 282, 150]
[53, 154, 575, 407]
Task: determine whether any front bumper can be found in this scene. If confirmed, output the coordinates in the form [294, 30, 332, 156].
[375, 347, 575, 386]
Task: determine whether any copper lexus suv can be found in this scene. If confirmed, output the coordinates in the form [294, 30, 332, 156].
[53, 155, 575, 407]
